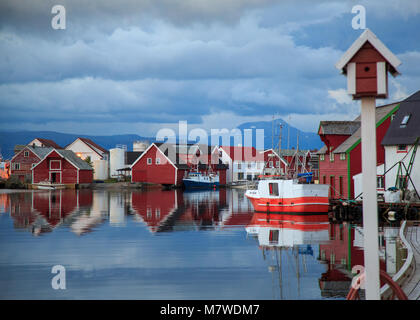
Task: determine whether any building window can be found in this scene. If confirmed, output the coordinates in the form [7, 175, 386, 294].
[391, 114, 395, 122]
[329, 151, 334, 162]
[238, 172, 244, 180]
[397, 145, 408, 153]
[339, 176, 344, 197]
[237, 163, 241, 170]
[24, 151, 29, 157]
[156, 158, 161, 165]
[13, 163, 20, 170]
[147, 207, 152, 218]
[377, 176, 385, 190]
[320, 154, 325, 161]
[147, 158, 152, 165]
[247, 162, 252, 169]
[49, 160, 61, 170]
[322, 175, 326, 184]
[269, 183, 279, 196]
[340, 153, 346, 160]
[155, 208, 160, 218]
[400, 114, 411, 128]
[269, 161, 273, 168]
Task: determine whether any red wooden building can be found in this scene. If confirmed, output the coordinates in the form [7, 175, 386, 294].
[131, 143, 227, 187]
[318, 102, 400, 199]
[32, 149, 93, 185]
[260, 149, 288, 175]
[10, 146, 53, 182]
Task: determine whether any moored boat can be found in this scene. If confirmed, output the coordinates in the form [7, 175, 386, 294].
[245, 178, 330, 213]
[33, 181, 65, 190]
[183, 172, 219, 189]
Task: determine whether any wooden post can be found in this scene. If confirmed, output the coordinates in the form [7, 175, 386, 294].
[361, 96, 380, 300]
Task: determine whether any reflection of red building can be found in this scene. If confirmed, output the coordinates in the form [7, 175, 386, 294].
[318, 223, 387, 298]
[9, 192, 38, 229]
[131, 189, 184, 232]
[32, 190, 81, 227]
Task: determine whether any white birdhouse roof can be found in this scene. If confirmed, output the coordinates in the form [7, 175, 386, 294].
[335, 29, 401, 76]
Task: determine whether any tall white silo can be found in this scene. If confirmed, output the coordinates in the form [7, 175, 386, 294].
[133, 140, 149, 152]
[110, 147, 125, 178]
[93, 159, 109, 180]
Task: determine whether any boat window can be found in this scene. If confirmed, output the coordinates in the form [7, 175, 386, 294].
[269, 183, 279, 196]
[269, 230, 279, 244]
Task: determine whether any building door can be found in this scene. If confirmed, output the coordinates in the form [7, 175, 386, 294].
[50, 172, 61, 183]
[330, 176, 335, 199]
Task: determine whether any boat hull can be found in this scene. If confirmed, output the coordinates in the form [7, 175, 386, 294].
[246, 195, 329, 213]
[183, 179, 219, 189]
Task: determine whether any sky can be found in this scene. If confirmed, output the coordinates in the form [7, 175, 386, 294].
[1, 0, 420, 137]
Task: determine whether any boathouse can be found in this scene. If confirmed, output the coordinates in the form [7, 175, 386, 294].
[32, 149, 93, 186]
[131, 143, 227, 187]
[318, 102, 400, 199]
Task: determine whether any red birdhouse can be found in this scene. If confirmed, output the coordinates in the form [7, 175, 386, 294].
[336, 29, 401, 99]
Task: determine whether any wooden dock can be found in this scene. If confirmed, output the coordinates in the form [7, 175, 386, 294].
[402, 221, 420, 300]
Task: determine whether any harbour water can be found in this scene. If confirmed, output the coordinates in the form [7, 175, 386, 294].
[0, 189, 405, 299]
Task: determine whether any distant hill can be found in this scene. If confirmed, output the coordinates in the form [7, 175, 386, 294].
[0, 119, 323, 160]
[0, 131, 153, 160]
[236, 118, 323, 151]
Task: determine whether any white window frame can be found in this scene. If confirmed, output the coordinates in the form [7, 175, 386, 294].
[13, 163, 20, 170]
[49, 160, 61, 170]
[340, 153, 346, 160]
[320, 154, 325, 161]
[147, 158, 152, 165]
[156, 158, 161, 165]
[24, 151, 29, 157]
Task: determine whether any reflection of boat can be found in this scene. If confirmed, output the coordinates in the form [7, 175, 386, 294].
[34, 181, 65, 190]
[245, 178, 329, 213]
[183, 172, 219, 189]
[246, 212, 330, 299]
[246, 213, 330, 248]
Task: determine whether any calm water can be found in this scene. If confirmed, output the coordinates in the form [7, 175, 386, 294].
[0, 188, 402, 300]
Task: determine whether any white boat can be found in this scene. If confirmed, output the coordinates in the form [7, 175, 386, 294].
[245, 178, 330, 213]
[34, 181, 65, 190]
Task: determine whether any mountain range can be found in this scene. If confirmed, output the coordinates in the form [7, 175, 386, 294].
[0, 118, 323, 160]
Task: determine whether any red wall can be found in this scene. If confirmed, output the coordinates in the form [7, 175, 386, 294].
[132, 145, 181, 185]
[11, 148, 40, 181]
[32, 151, 92, 184]
[319, 153, 348, 199]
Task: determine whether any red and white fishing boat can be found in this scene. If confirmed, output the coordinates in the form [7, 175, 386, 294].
[245, 177, 330, 213]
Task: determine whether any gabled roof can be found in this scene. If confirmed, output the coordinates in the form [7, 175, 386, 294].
[11, 146, 53, 162]
[66, 137, 108, 156]
[333, 102, 400, 153]
[30, 138, 62, 149]
[261, 149, 288, 166]
[32, 149, 93, 171]
[318, 121, 360, 136]
[382, 90, 420, 146]
[335, 29, 401, 76]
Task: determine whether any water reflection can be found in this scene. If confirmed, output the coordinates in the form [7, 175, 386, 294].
[0, 189, 409, 300]
[4, 188, 255, 236]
